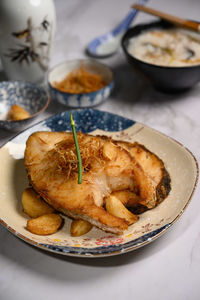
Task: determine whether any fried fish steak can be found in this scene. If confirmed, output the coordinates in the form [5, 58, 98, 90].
[24, 131, 171, 234]
[25, 131, 139, 234]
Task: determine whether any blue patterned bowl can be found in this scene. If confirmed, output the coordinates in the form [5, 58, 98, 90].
[0, 81, 49, 131]
[48, 59, 114, 107]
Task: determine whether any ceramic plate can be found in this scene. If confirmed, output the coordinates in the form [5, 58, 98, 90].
[0, 109, 198, 257]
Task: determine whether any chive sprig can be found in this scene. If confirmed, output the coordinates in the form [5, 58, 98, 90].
[70, 113, 82, 184]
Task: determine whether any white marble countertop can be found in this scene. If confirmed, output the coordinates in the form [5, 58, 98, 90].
[0, 0, 200, 299]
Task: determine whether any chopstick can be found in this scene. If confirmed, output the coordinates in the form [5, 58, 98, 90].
[133, 4, 200, 32]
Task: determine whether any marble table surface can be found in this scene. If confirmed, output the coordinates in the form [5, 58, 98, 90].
[0, 0, 200, 299]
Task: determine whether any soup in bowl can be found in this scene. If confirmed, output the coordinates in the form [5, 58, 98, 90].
[122, 20, 200, 92]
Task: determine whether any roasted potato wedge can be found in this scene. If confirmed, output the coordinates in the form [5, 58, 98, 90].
[111, 190, 148, 214]
[105, 195, 138, 225]
[70, 219, 93, 237]
[26, 213, 63, 235]
[111, 190, 140, 207]
[22, 188, 55, 218]
[8, 104, 31, 121]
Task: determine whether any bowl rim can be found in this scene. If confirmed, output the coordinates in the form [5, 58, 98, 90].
[47, 58, 114, 96]
[0, 80, 50, 124]
[121, 19, 200, 70]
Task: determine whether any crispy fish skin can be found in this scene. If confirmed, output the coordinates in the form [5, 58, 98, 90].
[116, 141, 171, 208]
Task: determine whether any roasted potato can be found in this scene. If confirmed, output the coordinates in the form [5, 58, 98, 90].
[22, 188, 55, 218]
[26, 213, 63, 235]
[70, 219, 93, 237]
[111, 190, 140, 207]
[110, 190, 147, 214]
[105, 195, 138, 225]
[8, 104, 31, 121]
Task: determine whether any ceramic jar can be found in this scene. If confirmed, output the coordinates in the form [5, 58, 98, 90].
[0, 0, 56, 84]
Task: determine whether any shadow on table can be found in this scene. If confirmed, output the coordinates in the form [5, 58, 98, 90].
[0, 128, 18, 147]
[0, 220, 183, 283]
[0, 70, 7, 81]
[111, 62, 200, 106]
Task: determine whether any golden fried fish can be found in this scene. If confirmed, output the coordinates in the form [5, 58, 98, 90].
[24, 131, 171, 234]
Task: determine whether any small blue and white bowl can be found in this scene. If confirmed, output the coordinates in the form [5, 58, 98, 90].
[0, 81, 49, 131]
[48, 59, 114, 107]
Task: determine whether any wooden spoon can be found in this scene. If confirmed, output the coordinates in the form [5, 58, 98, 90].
[133, 4, 200, 32]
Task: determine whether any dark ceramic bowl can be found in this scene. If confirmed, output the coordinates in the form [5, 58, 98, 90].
[0, 81, 49, 131]
[121, 20, 200, 93]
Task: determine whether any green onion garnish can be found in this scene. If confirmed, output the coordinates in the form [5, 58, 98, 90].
[70, 113, 82, 184]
